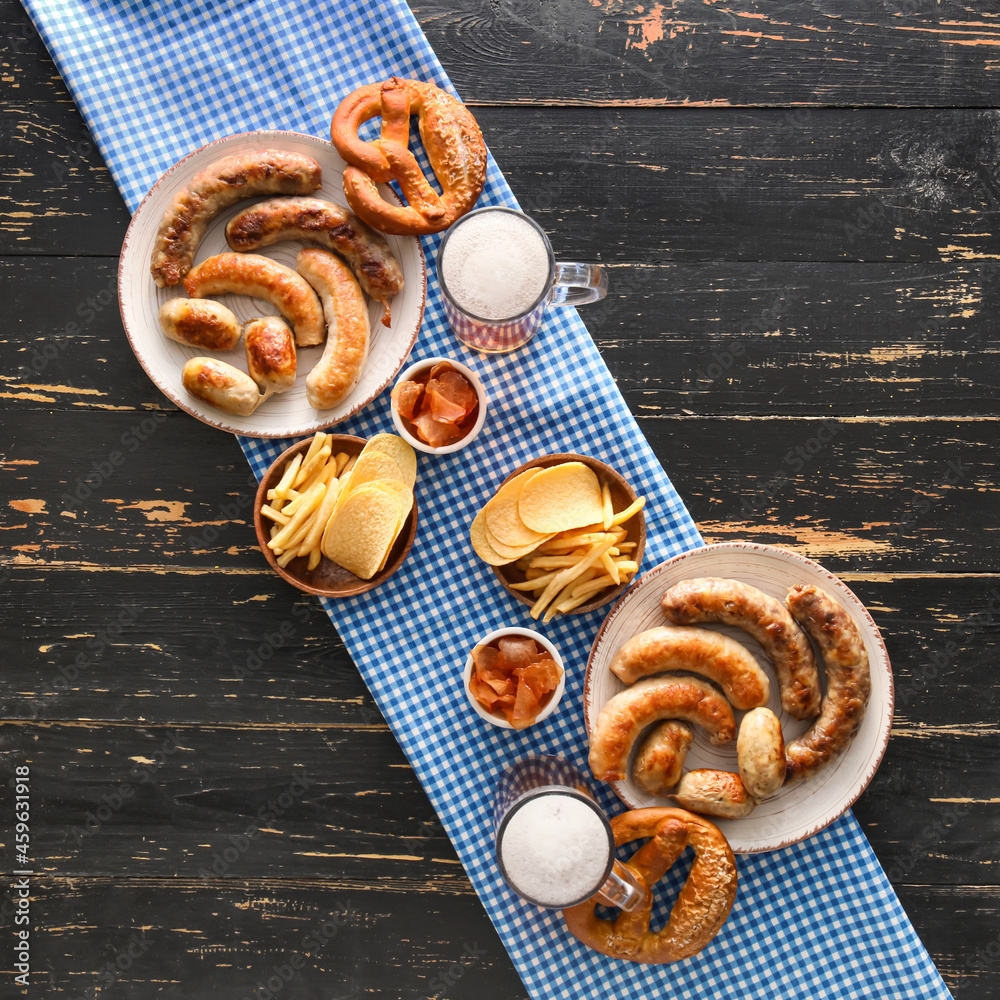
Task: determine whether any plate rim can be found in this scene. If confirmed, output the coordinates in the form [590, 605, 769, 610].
[118, 129, 427, 438]
[584, 540, 894, 853]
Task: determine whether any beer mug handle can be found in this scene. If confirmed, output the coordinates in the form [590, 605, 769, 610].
[593, 859, 646, 912]
[550, 262, 608, 306]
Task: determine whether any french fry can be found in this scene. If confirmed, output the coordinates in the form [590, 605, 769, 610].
[601, 481, 613, 530]
[333, 451, 351, 476]
[300, 431, 327, 469]
[617, 541, 637, 552]
[611, 496, 645, 526]
[614, 560, 639, 575]
[307, 548, 322, 571]
[570, 572, 616, 598]
[530, 539, 614, 621]
[528, 555, 584, 569]
[342, 454, 358, 474]
[267, 481, 325, 550]
[276, 548, 300, 568]
[298, 478, 341, 557]
[537, 532, 616, 553]
[294, 444, 333, 490]
[260, 504, 291, 526]
[599, 550, 620, 585]
[272, 453, 302, 500]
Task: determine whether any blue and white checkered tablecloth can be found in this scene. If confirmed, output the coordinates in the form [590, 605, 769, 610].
[23, 1, 954, 997]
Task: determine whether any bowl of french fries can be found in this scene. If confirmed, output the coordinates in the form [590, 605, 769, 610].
[253, 430, 418, 596]
[469, 454, 645, 624]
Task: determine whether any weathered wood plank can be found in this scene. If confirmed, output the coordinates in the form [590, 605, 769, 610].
[8, 0, 1000, 109]
[5, 256, 999, 418]
[2, 876, 526, 1000]
[3, 410, 997, 572]
[0, 705, 995, 886]
[7, 102, 1000, 263]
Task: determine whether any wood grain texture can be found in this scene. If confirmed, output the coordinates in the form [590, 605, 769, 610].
[3, 0, 998, 995]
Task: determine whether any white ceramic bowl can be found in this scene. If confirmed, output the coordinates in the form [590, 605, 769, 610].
[390, 356, 488, 455]
[463, 627, 566, 730]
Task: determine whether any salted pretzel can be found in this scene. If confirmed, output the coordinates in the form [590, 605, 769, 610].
[563, 807, 737, 964]
[330, 77, 487, 236]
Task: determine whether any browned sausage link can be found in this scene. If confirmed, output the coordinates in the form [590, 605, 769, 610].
[243, 317, 297, 400]
[158, 298, 241, 351]
[150, 151, 322, 287]
[183, 253, 325, 347]
[181, 357, 260, 417]
[225, 196, 404, 325]
[783, 584, 872, 784]
[671, 769, 757, 819]
[589, 676, 736, 783]
[661, 578, 821, 720]
[296, 248, 369, 410]
[610, 625, 770, 710]
[633, 721, 693, 796]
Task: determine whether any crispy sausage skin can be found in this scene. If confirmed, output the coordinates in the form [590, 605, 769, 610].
[610, 625, 770, 710]
[737, 707, 786, 798]
[661, 578, 821, 720]
[243, 317, 297, 400]
[225, 196, 404, 325]
[671, 769, 757, 819]
[783, 584, 871, 784]
[158, 298, 241, 351]
[150, 150, 322, 287]
[296, 248, 369, 410]
[633, 720, 693, 796]
[183, 253, 325, 347]
[589, 676, 736, 783]
[181, 357, 260, 416]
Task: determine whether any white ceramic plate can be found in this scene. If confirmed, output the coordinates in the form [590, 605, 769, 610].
[118, 131, 427, 438]
[584, 542, 893, 854]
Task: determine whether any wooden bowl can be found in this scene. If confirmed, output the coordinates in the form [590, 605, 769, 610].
[253, 435, 418, 597]
[491, 453, 646, 616]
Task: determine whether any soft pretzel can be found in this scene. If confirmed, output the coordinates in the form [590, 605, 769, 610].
[783, 584, 871, 783]
[610, 625, 770, 710]
[563, 807, 737, 964]
[661, 578, 821, 720]
[330, 77, 487, 236]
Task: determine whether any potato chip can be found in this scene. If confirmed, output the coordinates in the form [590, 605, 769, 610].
[518, 462, 604, 533]
[484, 469, 549, 547]
[365, 433, 417, 488]
[484, 519, 547, 560]
[339, 449, 408, 498]
[321, 485, 401, 579]
[470, 508, 518, 566]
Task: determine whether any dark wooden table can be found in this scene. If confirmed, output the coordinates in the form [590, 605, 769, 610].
[3, 2, 998, 997]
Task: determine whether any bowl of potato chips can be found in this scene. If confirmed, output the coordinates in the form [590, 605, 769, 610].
[469, 454, 646, 623]
[254, 431, 418, 596]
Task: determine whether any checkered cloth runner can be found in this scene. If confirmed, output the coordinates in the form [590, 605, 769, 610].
[23, 1, 953, 996]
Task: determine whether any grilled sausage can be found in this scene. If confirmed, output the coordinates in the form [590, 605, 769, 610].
[183, 253, 325, 347]
[661, 578, 821, 720]
[737, 707, 786, 798]
[181, 357, 260, 416]
[296, 248, 369, 410]
[589, 675, 736, 783]
[150, 150, 322, 287]
[633, 720, 693, 796]
[225, 196, 404, 325]
[610, 625, 770, 710]
[671, 769, 757, 820]
[158, 298, 241, 351]
[783, 584, 871, 783]
[243, 317, 296, 401]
